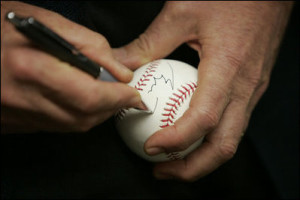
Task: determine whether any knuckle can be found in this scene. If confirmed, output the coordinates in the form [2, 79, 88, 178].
[77, 88, 101, 114]
[88, 33, 110, 51]
[223, 53, 243, 73]
[241, 72, 265, 90]
[166, 1, 197, 17]
[217, 142, 238, 161]
[7, 49, 35, 80]
[236, 60, 270, 92]
[247, 76, 262, 88]
[253, 74, 270, 91]
[234, 69, 270, 102]
[255, 77, 270, 96]
[80, 99, 98, 114]
[95, 35, 109, 48]
[197, 108, 219, 132]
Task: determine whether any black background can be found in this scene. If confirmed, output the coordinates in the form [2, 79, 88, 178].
[1, 1, 299, 199]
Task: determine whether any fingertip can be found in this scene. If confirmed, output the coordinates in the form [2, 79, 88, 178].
[123, 87, 147, 110]
[145, 147, 165, 155]
[145, 123, 190, 154]
[144, 127, 167, 154]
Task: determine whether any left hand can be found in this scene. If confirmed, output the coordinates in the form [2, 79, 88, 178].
[113, 1, 293, 181]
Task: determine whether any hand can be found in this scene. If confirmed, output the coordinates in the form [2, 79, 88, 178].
[1, 1, 145, 134]
[113, 1, 293, 181]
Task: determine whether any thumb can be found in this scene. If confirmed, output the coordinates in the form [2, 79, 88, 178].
[113, 7, 188, 70]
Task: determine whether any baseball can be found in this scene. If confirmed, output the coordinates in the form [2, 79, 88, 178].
[115, 59, 203, 162]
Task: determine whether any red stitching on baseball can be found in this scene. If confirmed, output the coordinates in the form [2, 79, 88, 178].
[116, 61, 160, 121]
[116, 61, 197, 161]
[115, 108, 128, 121]
[160, 83, 197, 165]
[162, 113, 174, 119]
[161, 118, 174, 124]
[164, 108, 176, 114]
[166, 152, 182, 160]
[134, 61, 159, 91]
[166, 103, 178, 110]
[160, 82, 197, 129]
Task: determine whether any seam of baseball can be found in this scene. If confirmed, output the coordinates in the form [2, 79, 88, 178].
[116, 61, 159, 121]
[166, 152, 182, 160]
[161, 82, 197, 161]
[116, 61, 198, 162]
[134, 61, 159, 91]
[115, 108, 128, 121]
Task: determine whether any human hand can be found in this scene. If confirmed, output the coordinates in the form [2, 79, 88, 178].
[1, 1, 145, 134]
[113, 1, 293, 181]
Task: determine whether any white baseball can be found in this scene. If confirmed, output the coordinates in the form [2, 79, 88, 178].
[115, 59, 203, 162]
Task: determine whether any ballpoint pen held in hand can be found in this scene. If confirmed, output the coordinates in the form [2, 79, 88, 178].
[5, 11, 150, 112]
[5, 11, 102, 78]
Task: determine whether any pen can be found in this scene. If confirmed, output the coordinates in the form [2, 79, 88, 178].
[5, 11, 102, 78]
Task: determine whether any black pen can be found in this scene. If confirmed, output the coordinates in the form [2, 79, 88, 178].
[5, 11, 102, 78]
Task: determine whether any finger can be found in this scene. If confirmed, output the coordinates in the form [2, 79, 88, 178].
[95, 81, 146, 110]
[2, 86, 116, 133]
[1, 85, 88, 132]
[5, 47, 145, 125]
[2, 100, 115, 133]
[2, 47, 87, 131]
[144, 50, 240, 155]
[153, 99, 246, 181]
[71, 31, 134, 83]
[113, 5, 191, 69]
[44, 11, 133, 83]
[35, 63, 144, 116]
[5, 1, 133, 82]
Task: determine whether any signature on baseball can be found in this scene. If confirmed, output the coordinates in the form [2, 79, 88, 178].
[146, 62, 175, 113]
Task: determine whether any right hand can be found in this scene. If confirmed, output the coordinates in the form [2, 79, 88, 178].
[1, 1, 145, 134]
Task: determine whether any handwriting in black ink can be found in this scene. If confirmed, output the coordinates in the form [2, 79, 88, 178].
[148, 62, 174, 93]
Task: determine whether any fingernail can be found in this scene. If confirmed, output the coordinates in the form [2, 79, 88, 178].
[155, 172, 174, 180]
[136, 101, 149, 111]
[146, 147, 164, 155]
[132, 91, 149, 111]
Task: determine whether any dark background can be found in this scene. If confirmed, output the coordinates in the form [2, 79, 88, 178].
[1, 1, 299, 199]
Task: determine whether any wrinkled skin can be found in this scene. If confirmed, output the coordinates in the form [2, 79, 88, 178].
[1, 1, 145, 133]
[113, 1, 293, 181]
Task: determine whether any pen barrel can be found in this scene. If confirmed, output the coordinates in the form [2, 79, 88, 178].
[9, 14, 100, 78]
